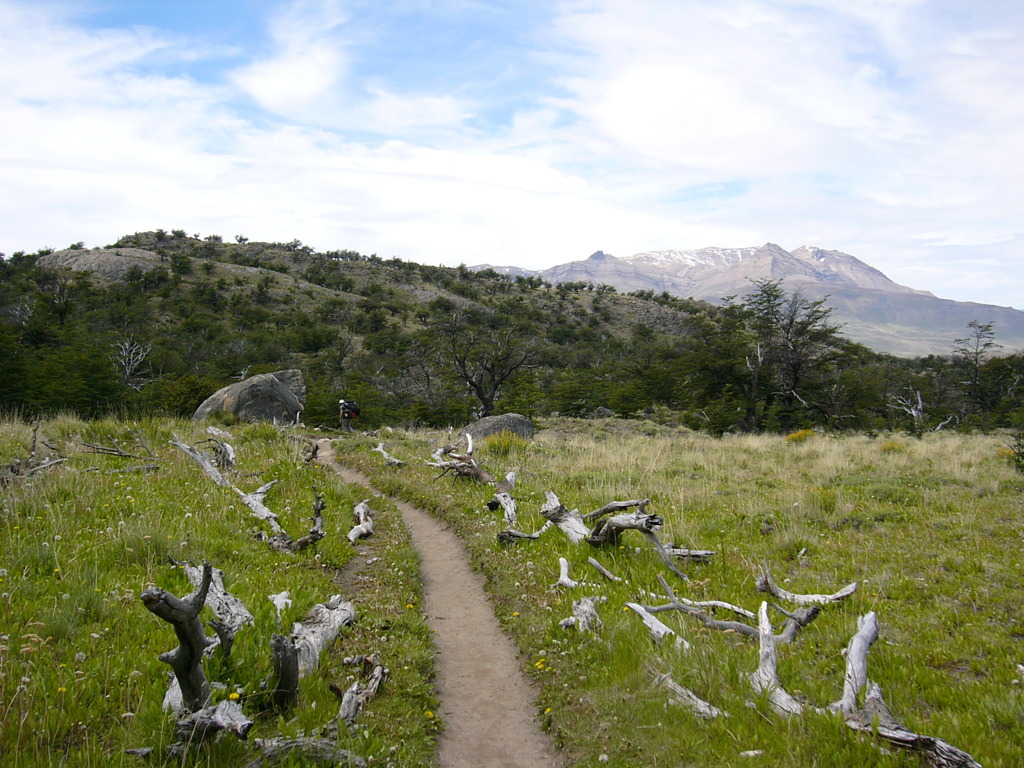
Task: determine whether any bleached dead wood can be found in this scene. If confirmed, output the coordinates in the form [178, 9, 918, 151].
[176, 560, 254, 660]
[330, 654, 390, 729]
[553, 557, 579, 588]
[583, 498, 652, 521]
[173, 699, 253, 748]
[140, 562, 213, 713]
[372, 442, 405, 466]
[664, 546, 716, 563]
[559, 595, 604, 632]
[487, 491, 518, 526]
[242, 737, 366, 767]
[757, 567, 857, 605]
[236, 480, 284, 534]
[497, 521, 553, 543]
[171, 435, 230, 487]
[645, 575, 759, 639]
[541, 491, 590, 543]
[588, 557, 622, 582]
[268, 595, 356, 712]
[426, 433, 497, 484]
[653, 672, 725, 719]
[346, 499, 375, 544]
[746, 602, 811, 716]
[292, 595, 356, 677]
[830, 612, 982, 768]
[206, 425, 234, 440]
[626, 603, 689, 649]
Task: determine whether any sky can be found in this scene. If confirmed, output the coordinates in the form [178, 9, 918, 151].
[1, 0, 1022, 308]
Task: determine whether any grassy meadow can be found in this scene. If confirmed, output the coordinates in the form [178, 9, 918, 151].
[2, 414, 1023, 767]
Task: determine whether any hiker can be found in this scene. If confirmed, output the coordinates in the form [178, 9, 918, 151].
[339, 399, 360, 432]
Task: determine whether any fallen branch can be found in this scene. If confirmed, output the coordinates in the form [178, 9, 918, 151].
[746, 601, 810, 716]
[652, 672, 725, 719]
[293, 595, 356, 677]
[831, 612, 982, 768]
[553, 557, 579, 588]
[588, 557, 622, 582]
[171, 435, 230, 487]
[329, 654, 390, 729]
[346, 499, 374, 544]
[757, 567, 857, 605]
[487, 491, 518, 526]
[559, 595, 604, 632]
[540, 491, 590, 543]
[170, 699, 253, 757]
[371, 442, 404, 466]
[497, 521, 553, 543]
[626, 603, 689, 649]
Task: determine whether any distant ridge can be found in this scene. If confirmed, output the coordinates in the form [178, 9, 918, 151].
[473, 244, 1024, 357]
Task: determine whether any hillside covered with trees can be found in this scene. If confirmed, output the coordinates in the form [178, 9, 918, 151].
[1, 230, 1022, 433]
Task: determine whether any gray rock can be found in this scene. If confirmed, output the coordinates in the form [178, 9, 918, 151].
[460, 413, 534, 441]
[37, 248, 165, 281]
[192, 370, 306, 424]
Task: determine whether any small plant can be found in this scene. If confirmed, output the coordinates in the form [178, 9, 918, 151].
[879, 440, 908, 454]
[483, 430, 528, 458]
[785, 428, 816, 444]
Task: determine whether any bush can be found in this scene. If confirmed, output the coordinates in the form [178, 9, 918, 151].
[785, 428, 816, 444]
[483, 430, 529, 458]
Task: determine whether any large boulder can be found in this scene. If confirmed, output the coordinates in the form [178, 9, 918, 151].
[192, 370, 306, 424]
[460, 413, 534, 442]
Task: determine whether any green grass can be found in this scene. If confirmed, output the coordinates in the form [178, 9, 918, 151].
[4, 416, 1024, 767]
[332, 420, 1024, 768]
[0, 416, 437, 767]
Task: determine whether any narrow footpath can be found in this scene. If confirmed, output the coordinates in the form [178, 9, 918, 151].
[315, 439, 561, 768]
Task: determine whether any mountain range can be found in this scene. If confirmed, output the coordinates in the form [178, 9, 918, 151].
[474, 244, 1024, 357]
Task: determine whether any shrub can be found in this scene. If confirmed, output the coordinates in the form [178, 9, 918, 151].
[785, 428, 816, 444]
[879, 440, 908, 454]
[483, 430, 529, 458]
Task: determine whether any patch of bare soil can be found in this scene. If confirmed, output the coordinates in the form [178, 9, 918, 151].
[315, 440, 561, 768]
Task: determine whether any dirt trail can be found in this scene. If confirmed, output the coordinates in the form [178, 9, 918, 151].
[315, 440, 561, 768]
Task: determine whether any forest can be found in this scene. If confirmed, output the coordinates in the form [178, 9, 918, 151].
[1, 229, 1022, 435]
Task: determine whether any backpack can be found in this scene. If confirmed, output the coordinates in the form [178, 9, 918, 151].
[343, 401, 360, 418]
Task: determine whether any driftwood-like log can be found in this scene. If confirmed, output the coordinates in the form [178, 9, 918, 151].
[747, 602, 809, 716]
[664, 546, 716, 563]
[140, 562, 214, 713]
[195, 437, 236, 470]
[487, 491, 518, 526]
[831, 612, 982, 768]
[757, 568, 857, 605]
[588, 557, 622, 582]
[176, 560, 254, 660]
[653, 672, 726, 719]
[584, 498, 651, 521]
[553, 557, 579, 588]
[174, 699, 253, 745]
[237, 480, 284, 534]
[242, 738, 366, 768]
[330, 654, 389, 729]
[280, 487, 326, 552]
[559, 595, 604, 632]
[426, 434, 496, 483]
[541, 491, 590, 543]
[346, 499, 374, 544]
[171, 435, 231, 487]
[626, 603, 689, 649]
[372, 442, 404, 466]
[293, 595, 356, 677]
[497, 521, 553, 543]
[586, 510, 662, 546]
[646, 575, 758, 639]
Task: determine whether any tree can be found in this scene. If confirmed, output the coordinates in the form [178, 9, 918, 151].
[742, 280, 844, 431]
[426, 307, 541, 417]
[953, 320, 999, 414]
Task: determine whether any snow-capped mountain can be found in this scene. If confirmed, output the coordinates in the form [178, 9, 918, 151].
[473, 243, 1024, 357]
